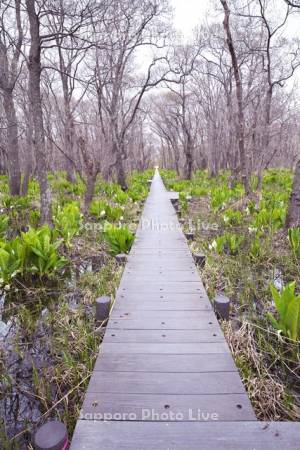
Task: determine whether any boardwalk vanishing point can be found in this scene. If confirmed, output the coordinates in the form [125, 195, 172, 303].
[71, 171, 300, 450]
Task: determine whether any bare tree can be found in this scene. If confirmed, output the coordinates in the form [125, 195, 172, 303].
[0, 0, 23, 195]
[25, 0, 52, 223]
[220, 0, 250, 194]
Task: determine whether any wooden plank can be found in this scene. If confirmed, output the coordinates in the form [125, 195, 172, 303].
[107, 317, 219, 330]
[121, 272, 201, 282]
[109, 310, 216, 320]
[119, 284, 207, 294]
[116, 291, 210, 304]
[94, 353, 234, 372]
[128, 250, 192, 255]
[115, 293, 210, 302]
[113, 301, 212, 311]
[125, 260, 195, 267]
[131, 246, 190, 251]
[70, 421, 300, 450]
[80, 392, 256, 422]
[100, 343, 230, 354]
[103, 329, 222, 343]
[126, 263, 196, 270]
[123, 269, 199, 275]
[130, 251, 190, 255]
[131, 250, 189, 253]
[87, 371, 246, 395]
[131, 245, 188, 250]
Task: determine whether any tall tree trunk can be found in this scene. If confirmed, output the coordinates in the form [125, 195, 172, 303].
[3, 90, 21, 195]
[26, 0, 52, 224]
[113, 140, 127, 190]
[22, 105, 34, 195]
[78, 135, 98, 211]
[115, 156, 127, 190]
[183, 146, 193, 179]
[286, 159, 300, 228]
[220, 0, 250, 195]
[84, 172, 97, 213]
[0, 148, 6, 173]
[64, 111, 76, 183]
[60, 62, 76, 183]
[182, 86, 193, 180]
[183, 130, 193, 180]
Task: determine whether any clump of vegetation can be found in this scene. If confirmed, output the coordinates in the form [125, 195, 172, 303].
[0, 226, 66, 287]
[0, 215, 9, 237]
[223, 209, 243, 227]
[103, 224, 135, 255]
[89, 200, 123, 222]
[209, 233, 244, 255]
[53, 203, 83, 248]
[288, 228, 300, 258]
[269, 282, 300, 341]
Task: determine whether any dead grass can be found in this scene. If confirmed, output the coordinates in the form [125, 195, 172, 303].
[223, 321, 293, 420]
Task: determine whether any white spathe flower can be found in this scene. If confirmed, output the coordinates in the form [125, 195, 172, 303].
[209, 240, 217, 251]
[120, 216, 124, 221]
[223, 215, 229, 223]
[248, 226, 257, 233]
[245, 207, 250, 215]
[100, 210, 106, 217]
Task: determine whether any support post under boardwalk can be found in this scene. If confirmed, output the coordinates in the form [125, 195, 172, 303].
[70, 170, 300, 450]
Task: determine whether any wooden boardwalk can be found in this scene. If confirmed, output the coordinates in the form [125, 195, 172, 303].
[71, 171, 300, 449]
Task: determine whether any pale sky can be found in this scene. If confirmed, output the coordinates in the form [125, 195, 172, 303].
[170, 0, 212, 37]
[170, 0, 299, 39]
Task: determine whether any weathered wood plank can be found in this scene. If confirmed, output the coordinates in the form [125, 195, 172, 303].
[103, 329, 222, 343]
[121, 272, 201, 282]
[113, 301, 212, 311]
[107, 317, 219, 330]
[123, 269, 198, 275]
[80, 393, 256, 422]
[109, 310, 216, 320]
[87, 371, 246, 395]
[70, 421, 300, 450]
[94, 353, 234, 372]
[100, 342, 230, 354]
[119, 284, 207, 294]
[125, 260, 195, 268]
[126, 260, 195, 266]
[115, 293, 210, 302]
